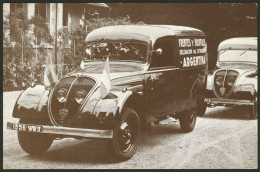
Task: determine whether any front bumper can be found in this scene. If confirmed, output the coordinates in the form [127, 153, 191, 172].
[6, 122, 113, 139]
[204, 98, 254, 106]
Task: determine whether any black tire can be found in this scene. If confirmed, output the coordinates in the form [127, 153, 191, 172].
[179, 110, 197, 133]
[250, 96, 258, 120]
[108, 108, 140, 161]
[18, 119, 54, 155]
[197, 102, 207, 117]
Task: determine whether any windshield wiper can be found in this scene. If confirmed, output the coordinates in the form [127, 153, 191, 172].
[219, 50, 227, 55]
[239, 50, 247, 56]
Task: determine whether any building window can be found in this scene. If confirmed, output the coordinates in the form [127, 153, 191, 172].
[10, 3, 24, 13]
[10, 3, 25, 42]
[35, 3, 47, 19]
[63, 5, 69, 27]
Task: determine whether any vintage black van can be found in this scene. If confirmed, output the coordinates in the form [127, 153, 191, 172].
[7, 25, 208, 160]
[204, 37, 257, 119]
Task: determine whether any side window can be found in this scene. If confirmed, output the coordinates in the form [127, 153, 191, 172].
[150, 39, 176, 68]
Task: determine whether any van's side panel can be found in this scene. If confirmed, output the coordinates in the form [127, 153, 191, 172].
[176, 36, 208, 112]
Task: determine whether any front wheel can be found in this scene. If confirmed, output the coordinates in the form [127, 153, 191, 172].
[197, 101, 207, 117]
[108, 108, 140, 161]
[179, 110, 197, 133]
[18, 119, 54, 155]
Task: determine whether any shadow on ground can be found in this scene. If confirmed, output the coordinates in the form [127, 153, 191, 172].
[26, 123, 184, 164]
[202, 106, 252, 120]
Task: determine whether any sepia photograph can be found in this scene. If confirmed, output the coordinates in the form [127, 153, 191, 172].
[2, 2, 258, 169]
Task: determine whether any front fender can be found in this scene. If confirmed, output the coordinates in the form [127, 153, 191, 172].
[74, 88, 133, 129]
[234, 76, 257, 95]
[92, 90, 133, 118]
[12, 85, 49, 119]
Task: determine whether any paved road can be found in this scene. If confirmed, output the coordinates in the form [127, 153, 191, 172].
[3, 91, 258, 169]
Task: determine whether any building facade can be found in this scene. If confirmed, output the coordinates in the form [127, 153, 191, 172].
[3, 3, 110, 35]
[3, 3, 110, 69]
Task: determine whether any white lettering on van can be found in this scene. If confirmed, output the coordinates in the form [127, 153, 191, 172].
[183, 58, 187, 67]
[194, 39, 206, 46]
[196, 47, 207, 54]
[178, 39, 192, 47]
[183, 55, 206, 68]
[180, 49, 192, 55]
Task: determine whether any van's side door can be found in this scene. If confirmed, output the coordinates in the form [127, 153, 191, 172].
[176, 37, 207, 112]
[144, 37, 180, 118]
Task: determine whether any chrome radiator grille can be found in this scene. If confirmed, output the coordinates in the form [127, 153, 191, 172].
[213, 70, 239, 99]
[49, 76, 96, 126]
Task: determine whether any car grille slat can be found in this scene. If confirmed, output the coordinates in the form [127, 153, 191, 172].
[213, 70, 239, 99]
[50, 76, 96, 126]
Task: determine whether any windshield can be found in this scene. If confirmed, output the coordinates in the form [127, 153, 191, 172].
[83, 42, 148, 63]
[219, 50, 257, 63]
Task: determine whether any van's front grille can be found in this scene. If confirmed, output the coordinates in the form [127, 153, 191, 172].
[49, 76, 96, 126]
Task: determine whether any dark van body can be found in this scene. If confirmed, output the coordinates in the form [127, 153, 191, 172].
[7, 25, 208, 160]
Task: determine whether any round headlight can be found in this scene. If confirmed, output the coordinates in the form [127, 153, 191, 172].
[75, 90, 87, 104]
[227, 77, 236, 86]
[216, 76, 224, 86]
[56, 88, 67, 103]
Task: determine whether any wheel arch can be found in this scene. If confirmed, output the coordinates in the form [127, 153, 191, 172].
[120, 92, 147, 128]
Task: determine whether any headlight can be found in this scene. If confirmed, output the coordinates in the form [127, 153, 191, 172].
[56, 88, 67, 103]
[227, 77, 236, 86]
[75, 89, 87, 104]
[216, 76, 224, 86]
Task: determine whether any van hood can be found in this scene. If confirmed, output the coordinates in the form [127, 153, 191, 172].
[66, 70, 144, 92]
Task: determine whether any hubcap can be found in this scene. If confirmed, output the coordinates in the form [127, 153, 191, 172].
[187, 111, 195, 124]
[254, 97, 258, 117]
[119, 121, 134, 152]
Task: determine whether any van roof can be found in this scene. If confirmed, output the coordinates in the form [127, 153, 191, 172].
[218, 37, 257, 51]
[86, 25, 205, 44]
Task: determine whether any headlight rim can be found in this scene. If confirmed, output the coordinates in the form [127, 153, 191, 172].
[56, 87, 67, 103]
[216, 76, 224, 86]
[226, 76, 236, 86]
[75, 89, 87, 104]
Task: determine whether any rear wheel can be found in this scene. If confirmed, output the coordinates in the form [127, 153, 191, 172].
[17, 119, 54, 155]
[179, 110, 197, 133]
[250, 96, 258, 119]
[108, 108, 140, 161]
[197, 101, 207, 117]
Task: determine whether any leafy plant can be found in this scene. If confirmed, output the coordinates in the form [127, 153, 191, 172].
[3, 10, 52, 91]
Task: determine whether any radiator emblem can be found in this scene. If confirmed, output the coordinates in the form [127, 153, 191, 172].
[220, 87, 226, 96]
[58, 108, 69, 123]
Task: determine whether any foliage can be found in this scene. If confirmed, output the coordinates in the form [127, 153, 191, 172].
[3, 10, 52, 91]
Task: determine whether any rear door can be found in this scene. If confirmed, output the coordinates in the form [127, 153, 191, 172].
[177, 37, 207, 112]
[144, 37, 180, 118]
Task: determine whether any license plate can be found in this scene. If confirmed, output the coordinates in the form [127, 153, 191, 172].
[204, 98, 212, 103]
[11, 123, 43, 133]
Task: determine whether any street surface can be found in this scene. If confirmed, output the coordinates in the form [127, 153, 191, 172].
[3, 91, 258, 169]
